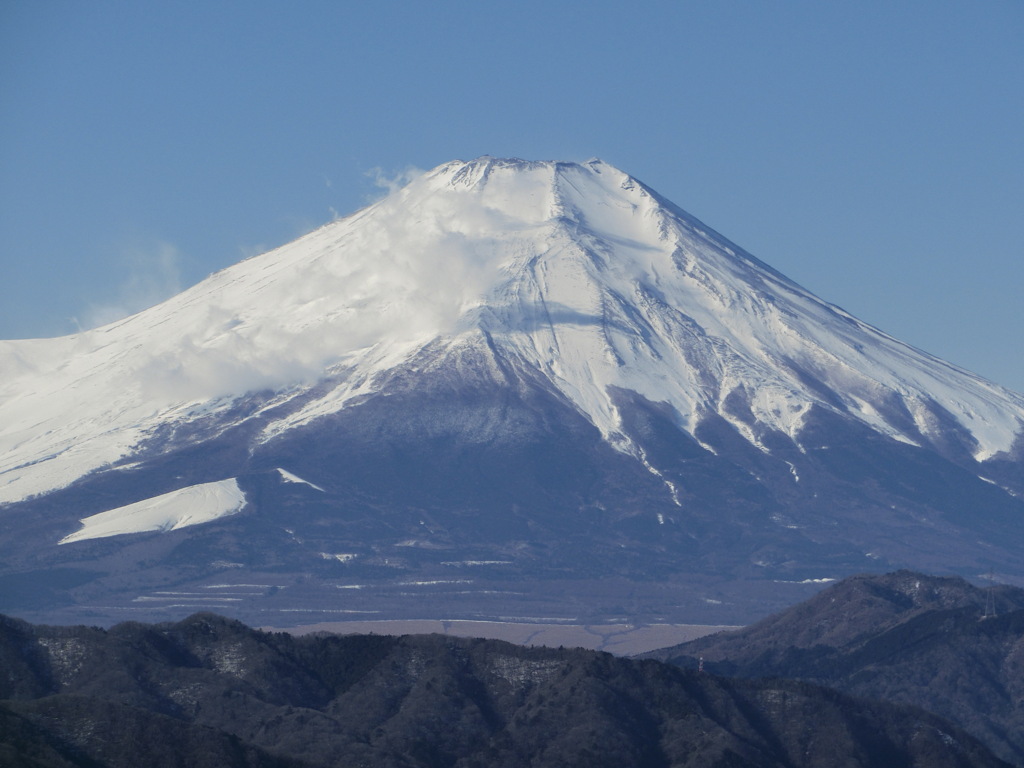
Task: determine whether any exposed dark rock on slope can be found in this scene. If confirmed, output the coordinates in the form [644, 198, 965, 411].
[0, 612, 1010, 768]
[644, 571, 1024, 764]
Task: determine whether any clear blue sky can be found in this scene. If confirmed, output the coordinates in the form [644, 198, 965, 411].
[2, 1, 1022, 391]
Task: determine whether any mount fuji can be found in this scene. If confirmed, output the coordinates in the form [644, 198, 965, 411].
[2, 157, 1023, 627]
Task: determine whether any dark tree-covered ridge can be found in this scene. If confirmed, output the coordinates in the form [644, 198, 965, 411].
[0, 610, 1011, 768]
[644, 570, 1024, 765]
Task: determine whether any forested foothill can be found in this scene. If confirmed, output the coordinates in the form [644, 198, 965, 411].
[0, 594, 1014, 768]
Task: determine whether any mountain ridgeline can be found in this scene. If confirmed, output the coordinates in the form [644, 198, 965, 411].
[643, 570, 1024, 764]
[1, 157, 1023, 627]
[0, 610, 1011, 768]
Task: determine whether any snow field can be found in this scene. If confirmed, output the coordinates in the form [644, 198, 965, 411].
[2, 156, 1023, 513]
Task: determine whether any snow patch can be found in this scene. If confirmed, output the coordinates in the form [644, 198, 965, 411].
[203, 583, 276, 589]
[320, 552, 357, 563]
[276, 467, 325, 492]
[58, 478, 246, 544]
[636, 446, 682, 507]
[441, 560, 513, 566]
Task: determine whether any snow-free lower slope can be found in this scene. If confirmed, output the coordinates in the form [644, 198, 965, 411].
[2, 157, 1023, 509]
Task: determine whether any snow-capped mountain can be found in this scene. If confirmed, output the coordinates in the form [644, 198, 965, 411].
[2, 157, 1023, 627]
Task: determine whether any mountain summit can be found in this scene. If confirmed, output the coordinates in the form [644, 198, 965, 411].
[2, 157, 1023, 626]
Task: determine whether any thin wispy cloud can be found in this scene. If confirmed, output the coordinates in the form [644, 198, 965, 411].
[364, 165, 426, 202]
[75, 242, 184, 330]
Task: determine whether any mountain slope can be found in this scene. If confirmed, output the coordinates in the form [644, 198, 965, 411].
[644, 571, 1024, 764]
[0, 612, 1011, 768]
[2, 157, 1024, 626]
[3, 158, 1022, 505]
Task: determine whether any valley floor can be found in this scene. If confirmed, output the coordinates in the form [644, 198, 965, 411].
[263, 619, 737, 655]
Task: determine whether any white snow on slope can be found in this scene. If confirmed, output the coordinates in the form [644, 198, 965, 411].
[277, 468, 325, 492]
[2, 157, 1024, 507]
[58, 478, 246, 544]
[255, 158, 1024, 460]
